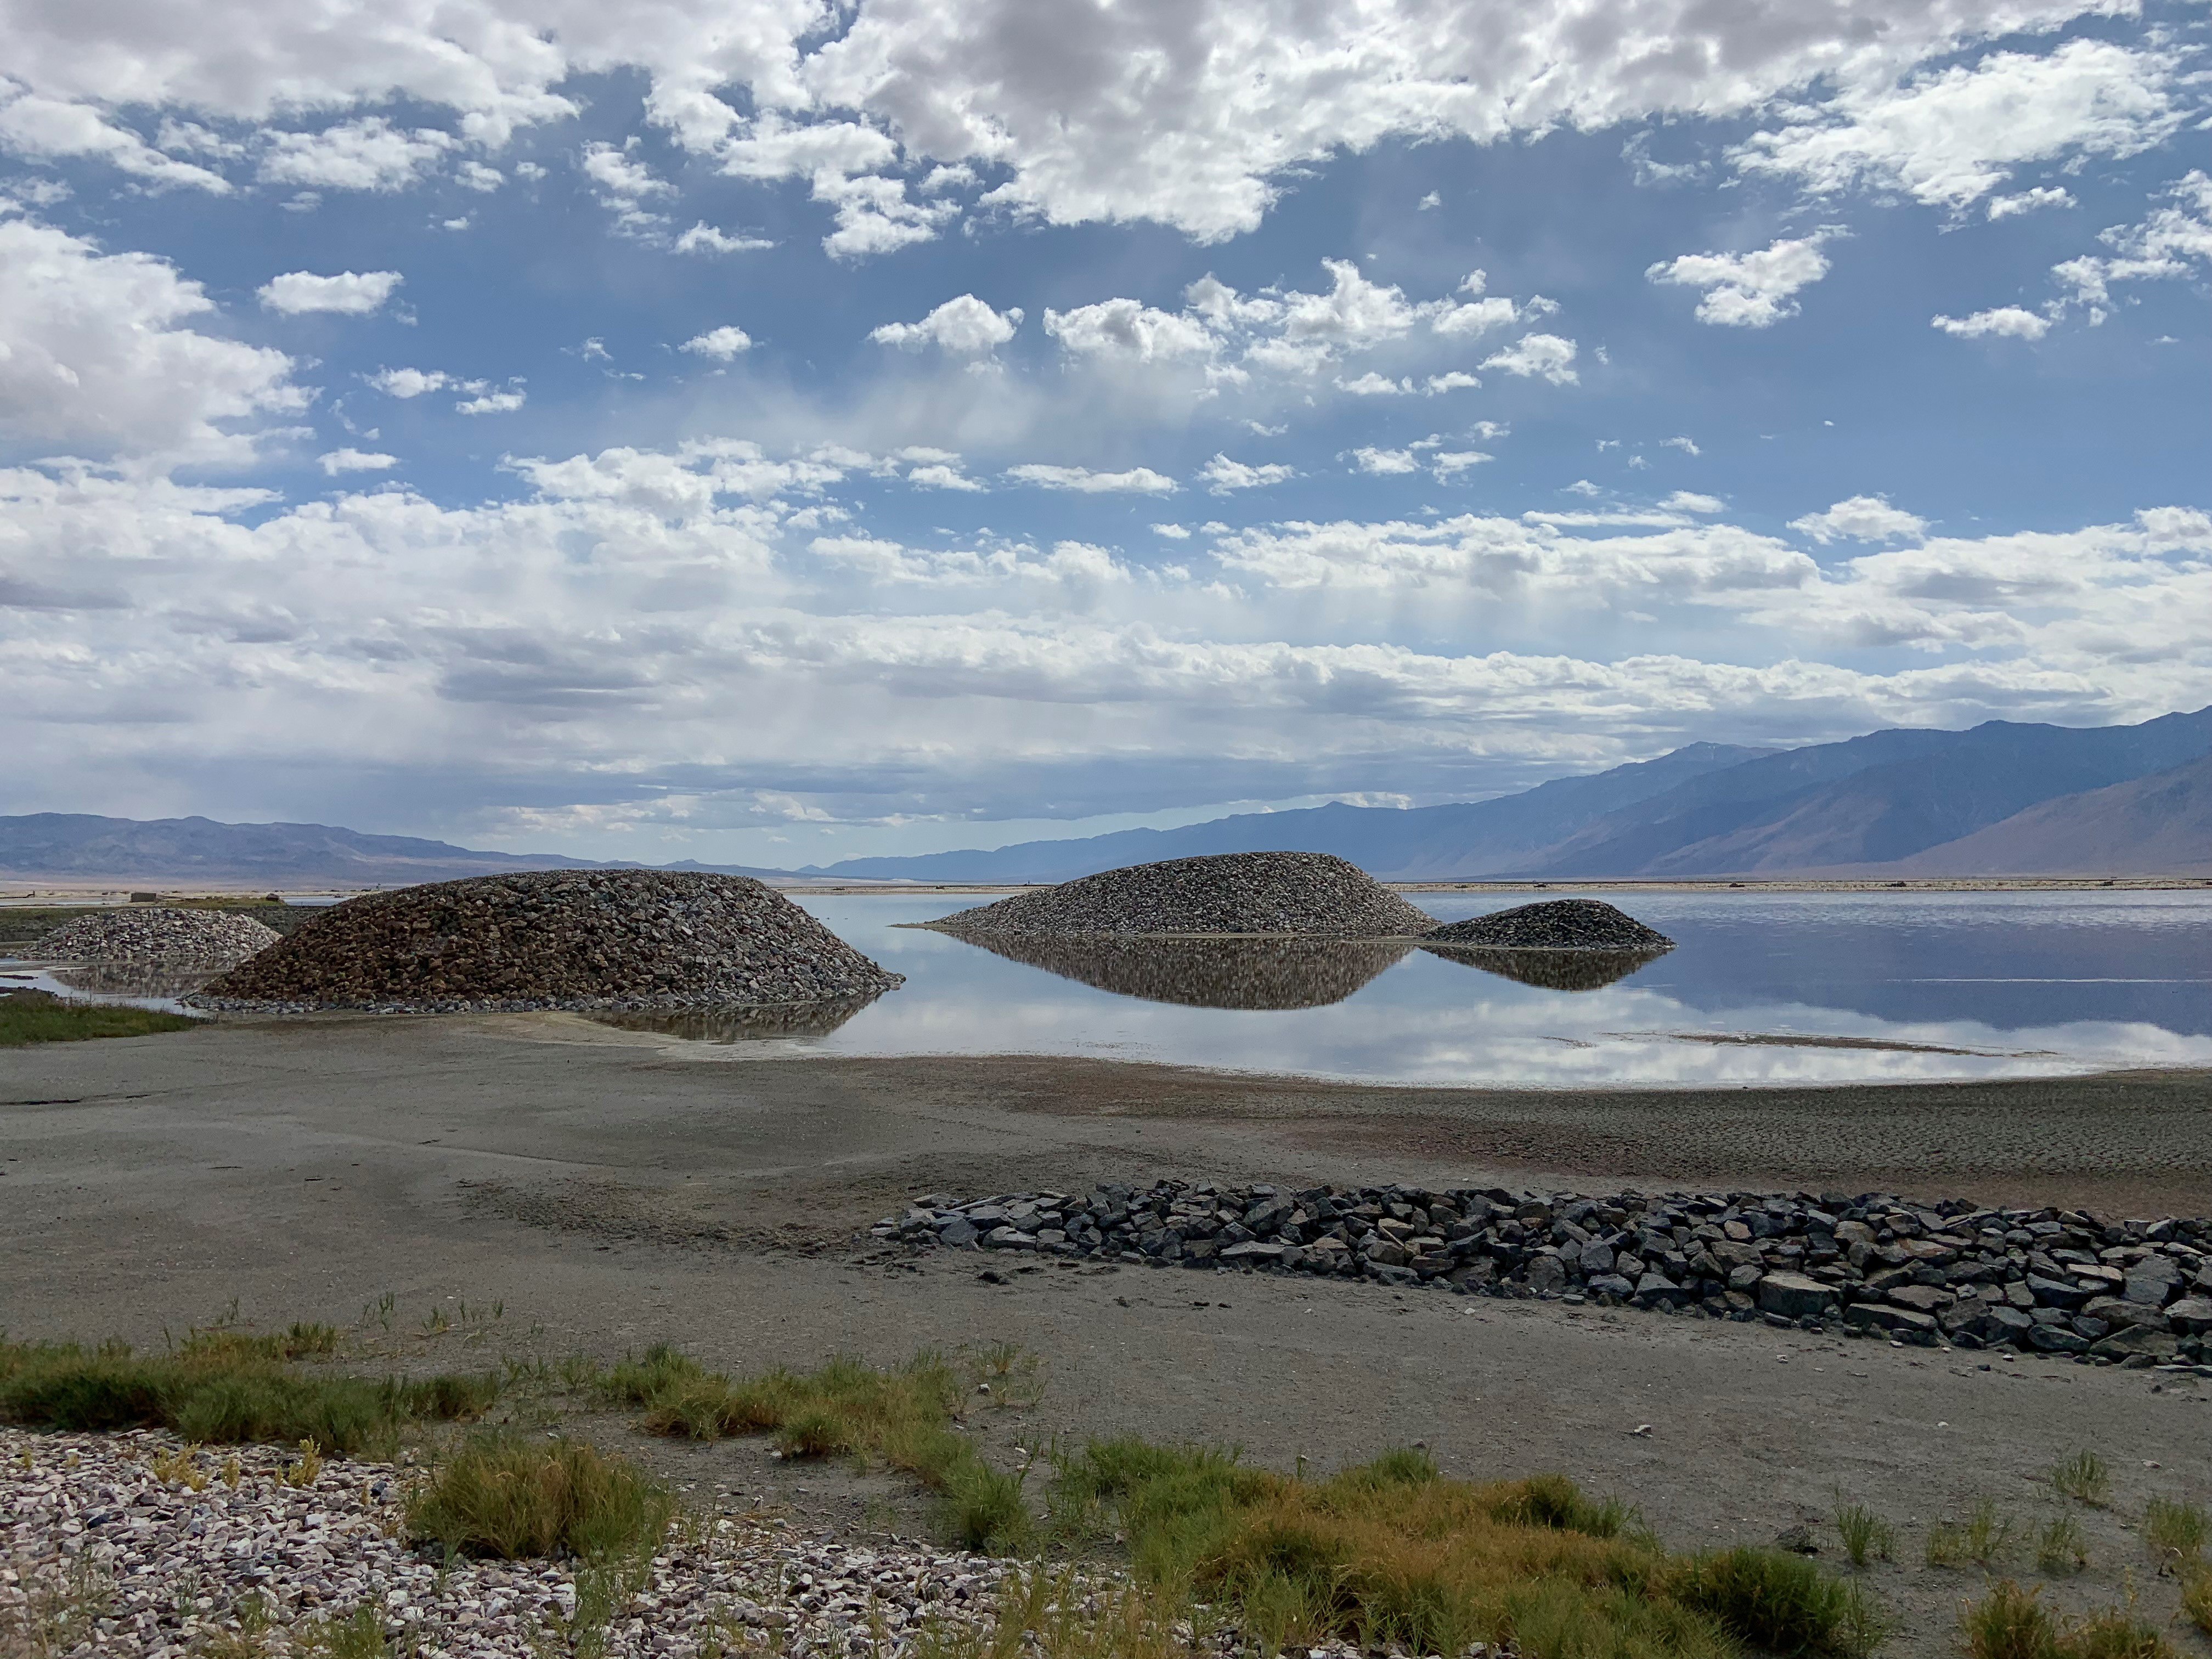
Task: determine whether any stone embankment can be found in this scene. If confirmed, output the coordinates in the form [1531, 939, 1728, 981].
[930, 851, 1434, 939]
[0, 1430, 1327, 1659]
[1423, 899, 1673, 953]
[873, 1181, 2212, 1369]
[189, 871, 900, 1014]
[35, 908, 283, 967]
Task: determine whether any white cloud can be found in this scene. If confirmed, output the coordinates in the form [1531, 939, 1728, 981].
[1151, 523, 1191, 539]
[257, 269, 403, 316]
[1662, 491, 1726, 514]
[1418, 191, 1441, 212]
[906, 462, 985, 491]
[1006, 464, 1178, 494]
[2050, 172, 2212, 317]
[1429, 296, 1526, 338]
[1987, 186, 2074, 221]
[1481, 334, 1579, 384]
[317, 448, 397, 475]
[870, 294, 1022, 354]
[1043, 299, 1215, 362]
[1336, 372, 1409, 396]
[1350, 447, 1422, 475]
[1931, 307, 2051, 340]
[455, 388, 526, 415]
[581, 141, 669, 202]
[1790, 495, 1928, 544]
[366, 368, 449, 398]
[680, 325, 754, 360]
[0, 88, 230, 191]
[1734, 41, 2183, 211]
[1203, 455, 1296, 494]
[1423, 372, 1482, 394]
[1647, 235, 1836, 328]
[0, 215, 302, 463]
[1660, 436, 1700, 456]
[1431, 451, 1492, 478]
[673, 222, 775, 254]
[258, 118, 454, 191]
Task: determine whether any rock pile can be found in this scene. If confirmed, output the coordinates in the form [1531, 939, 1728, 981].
[873, 1181, 2212, 1367]
[1424, 898, 1673, 952]
[947, 933, 1412, 1009]
[188, 871, 900, 1014]
[930, 852, 1433, 939]
[4, 1429, 1289, 1659]
[35, 907, 281, 967]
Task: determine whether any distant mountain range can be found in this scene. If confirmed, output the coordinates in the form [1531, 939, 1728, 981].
[0, 814, 787, 886]
[802, 705, 2212, 882]
[9, 704, 2211, 887]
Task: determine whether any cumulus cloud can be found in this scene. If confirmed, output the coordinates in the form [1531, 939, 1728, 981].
[1790, 495, 1928, 544]
[366, 367, 449, 398]
[673, 222, 775, 254]
[1647, 235, 1836, 328]
[455, 388, 526, 415]
[1988, 186, 2074, 221]
[1006, 464, 1178, 494]
[318, 448, 397, 475]
[0, 87, 230, 191]
[1662, 491, 1726, 514]
[1043, 299, 1215, 362]
[2050, 172, 2212, 318]
[0, 215, 302, 463]
[258, 118, 455, 191]
[1481, 334, 1579, 384]
[1202, 455, 1296, 494]
[257, 269, 403, 315]
[1931, 307, 2051, 340]
[680, 325, 754, 359]
[1733, 41, 2183, 211]
[870, 294, 1022, 354]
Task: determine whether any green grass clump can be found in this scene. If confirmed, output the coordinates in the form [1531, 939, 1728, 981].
[406, 1433, 671, 1561]
[2035, 1515, 2089, 1575]
[1928, 1499, 2014, 1570]
[1961, 1584, 2179, 1659]
[1043, 1440, 1871, 1659]
[2143, 1496, 2207, 1569]
[2051, 1451, 2112, 1508]
[0, 1335, 495, 1456]
[601, 1344, 1030, 1552]
[0, 997, 198, 1047]
[2181, 1571, 2211, 1638]
[1832, 1501, 1895, 1569]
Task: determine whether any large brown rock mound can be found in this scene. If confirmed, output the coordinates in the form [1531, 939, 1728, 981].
[189, 870, 900, 1013]
[930, 851, 1432, 939]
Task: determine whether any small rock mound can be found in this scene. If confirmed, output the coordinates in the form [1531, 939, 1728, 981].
[188, 870, 901, 1013]
[37, 907, 282, 967]
[1423, 898, 1673, 953]
[930, 851, 1433, 939]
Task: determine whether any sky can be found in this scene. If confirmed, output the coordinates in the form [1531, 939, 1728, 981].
[2, 0, 2209, 868]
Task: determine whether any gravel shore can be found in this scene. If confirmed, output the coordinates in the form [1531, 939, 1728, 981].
[2, 1429, 1265, 1659]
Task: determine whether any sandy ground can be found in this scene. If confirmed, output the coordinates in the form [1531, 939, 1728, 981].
[4, 1014, 2211, 1653]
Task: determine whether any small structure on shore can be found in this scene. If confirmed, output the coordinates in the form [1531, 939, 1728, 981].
[929, 851, 1433, 939]
[189, 870, 900, 1013]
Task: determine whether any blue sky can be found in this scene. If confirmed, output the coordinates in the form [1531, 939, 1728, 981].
[2, 0, 2209, 865]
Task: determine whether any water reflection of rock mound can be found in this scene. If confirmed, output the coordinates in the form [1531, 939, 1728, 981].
[1421, 945, 1666, 992]
[584, 993, 884, 1043]
[52, 960, 225, 998]
[953, 933, 1411, 1009]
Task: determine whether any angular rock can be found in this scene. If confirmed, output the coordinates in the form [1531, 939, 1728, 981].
[2164, 1296, 2212, 1334]
[1757, 1272, 1835, 1321]
[1843, 1303, 1938, 1339]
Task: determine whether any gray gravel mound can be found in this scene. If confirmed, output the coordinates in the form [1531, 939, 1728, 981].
[187, 870, 900, 1013]
[37, 907, 282, 967]
[1424, 898, 1673, 952]
[930, 852, 1433, 939]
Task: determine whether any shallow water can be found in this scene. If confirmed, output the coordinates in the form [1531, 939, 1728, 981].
[712, 888, 2212, 1087]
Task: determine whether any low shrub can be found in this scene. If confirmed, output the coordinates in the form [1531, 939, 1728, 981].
[2143, 1496, 2207, 1568]
[407, 1434, 670, 1561]
[1961, 1583, 2180, 1659]
[1671, 1545, 1879, 1658]
[2051, 1451, 2111, 1508]
[0, 1335, 495, 1455]
[1833, 1501, 1895, 1569]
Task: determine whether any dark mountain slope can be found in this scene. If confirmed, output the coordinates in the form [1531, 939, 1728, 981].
[804, 743, 1775, 883]
[1531, 706, 2212, 876]
[1885, 752, 2212, 875]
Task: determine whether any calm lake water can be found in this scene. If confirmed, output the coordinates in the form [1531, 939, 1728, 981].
[668, 888, 2212, 1087]
[9, 889, 2208, 1087]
